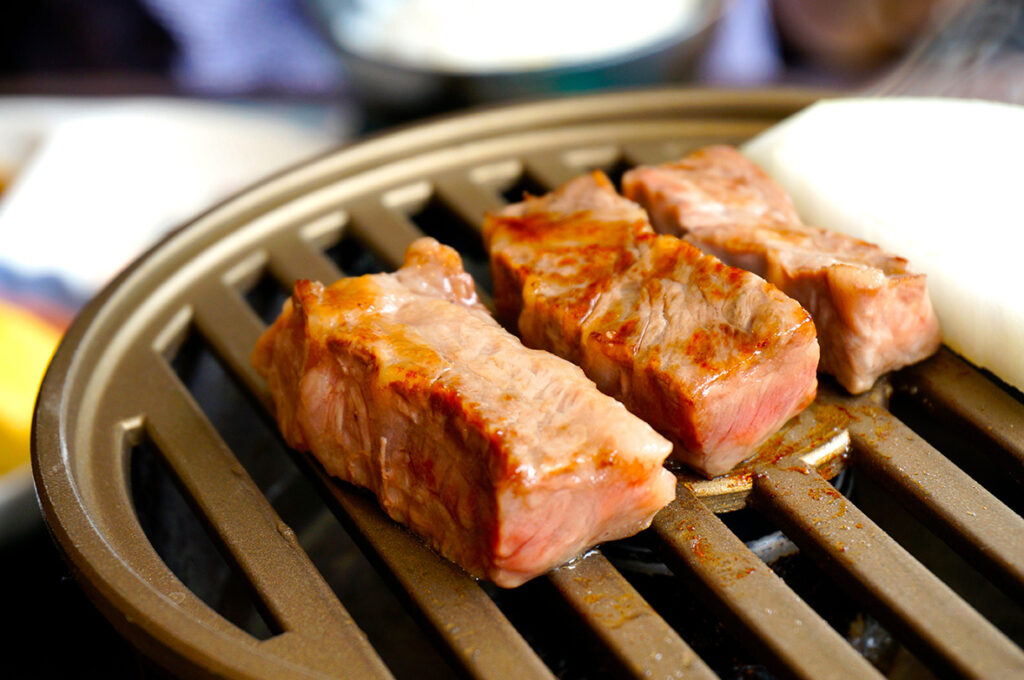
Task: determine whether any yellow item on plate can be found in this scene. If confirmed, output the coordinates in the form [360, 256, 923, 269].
[0, 299, 61, 475]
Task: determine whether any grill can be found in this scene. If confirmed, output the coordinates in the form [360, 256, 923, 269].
[33, 89, 1024, 680]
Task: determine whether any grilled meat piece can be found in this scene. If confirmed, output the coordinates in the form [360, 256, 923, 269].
[623, 145, 941, 394]
[485, 172, 818, 477]
[252, 237, 675, 587]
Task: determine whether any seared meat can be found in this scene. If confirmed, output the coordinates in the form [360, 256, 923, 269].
[252, 237, 675, 587]
[623, 145, 941, 394]
[485, 172, 818, 477]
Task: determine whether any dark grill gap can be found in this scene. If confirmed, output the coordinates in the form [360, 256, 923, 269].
[588, 156, 634, 191]
[602, 158, 634, 191]
[243, 271, 291, 327]
[33, 91, 1024, 680]
[499, 170, 551, 205]
[888, 383, 1024, 517]
[484, 577, 626, 679]
[130, 433, 279, 640]
[326, 233, 389, 277]
[406, 192, 492, 293]
[852, 471, 1024, 646]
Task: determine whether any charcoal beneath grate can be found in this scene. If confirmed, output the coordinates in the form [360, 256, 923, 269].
[848, 613, 899, 670]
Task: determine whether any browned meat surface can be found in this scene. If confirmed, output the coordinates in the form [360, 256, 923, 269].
[252, 237, 675, 587]
[485, 172, 818, 477]
[623, 145, 941, 394]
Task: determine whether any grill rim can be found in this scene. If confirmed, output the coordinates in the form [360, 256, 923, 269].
[37, 86, 1014, 680]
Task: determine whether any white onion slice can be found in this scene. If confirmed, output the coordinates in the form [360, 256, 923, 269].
[744, 97, 1024, 392]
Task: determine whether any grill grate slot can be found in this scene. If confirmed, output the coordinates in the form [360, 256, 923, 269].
[193, 281, 277, 413]
[755, 467, 1024, 680]
[894, 349, 1024, 488]
[523, 152, 587, 191]
[180, 313, 462, 679]
[129, 344, 395, 676]
[498, 168, 551, 205]
[327, 233, 390, 276]
[653, 485, 883, 680]
[405, 190, 493, 294]
[843, 402, 1024, 602]
[346, 198, 426, 268]
[242, 268, 291, 327]
[433, 172, 506, 235]
[547, 551, 717, 679]
[130, 432, 278, 640]
[298, 207, 392, 277]
[266, 234, 344, 290]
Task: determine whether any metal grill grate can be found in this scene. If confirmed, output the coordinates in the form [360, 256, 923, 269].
[34, 90, 1024, 680]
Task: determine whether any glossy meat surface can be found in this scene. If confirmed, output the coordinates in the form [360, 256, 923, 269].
[623, 145, 941, 393]
[485, 172, 818, 477]
[252, 237, 675, 587]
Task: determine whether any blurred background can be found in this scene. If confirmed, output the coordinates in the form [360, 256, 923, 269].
[0, 0, 973, 676]
[0, 0, 959, 108]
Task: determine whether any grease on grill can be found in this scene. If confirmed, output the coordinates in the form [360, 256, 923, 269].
[676, 397, 853, 513]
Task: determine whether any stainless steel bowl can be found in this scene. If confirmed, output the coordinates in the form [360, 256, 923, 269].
[304, 0, 721, 116]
